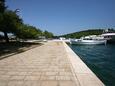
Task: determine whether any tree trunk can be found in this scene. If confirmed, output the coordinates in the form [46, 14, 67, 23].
[3, 32, 9, 43]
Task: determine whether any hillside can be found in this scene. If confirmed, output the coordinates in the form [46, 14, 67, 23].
[59, 29, 115, 39]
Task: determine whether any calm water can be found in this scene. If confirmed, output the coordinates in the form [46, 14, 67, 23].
[69, 44, 115, 86]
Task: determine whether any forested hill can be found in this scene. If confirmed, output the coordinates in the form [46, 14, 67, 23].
[59, 29, 115, 39]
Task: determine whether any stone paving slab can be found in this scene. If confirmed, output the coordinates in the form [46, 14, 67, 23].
[0, 41, 104, 86]
[0, 41, 78, 86]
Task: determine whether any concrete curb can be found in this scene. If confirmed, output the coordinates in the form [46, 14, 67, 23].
[63, 41, 105, 86]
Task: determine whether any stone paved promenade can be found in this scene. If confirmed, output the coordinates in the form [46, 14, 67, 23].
[0, 41, 104, 86]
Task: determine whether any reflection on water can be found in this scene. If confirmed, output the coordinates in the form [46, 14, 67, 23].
[69, 44, 115, 86]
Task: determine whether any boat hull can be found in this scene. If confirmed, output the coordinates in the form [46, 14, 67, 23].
[102, 33, 115, 44]
[70, 40, 106, 45]
[107, 37, 115, 43]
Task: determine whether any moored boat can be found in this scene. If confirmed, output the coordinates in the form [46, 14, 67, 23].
[70, 35, 107, 45]
[102, 33, 115, 43]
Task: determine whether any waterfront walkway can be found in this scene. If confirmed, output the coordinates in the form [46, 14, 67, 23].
[0, 41, 104, 86]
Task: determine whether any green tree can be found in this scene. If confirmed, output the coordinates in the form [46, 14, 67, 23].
[43, 30, 53, 38]
[0, 0, 6, 13]
[16, 24, 42, 39]
[0, 10, 22, 42]
[59, 29, 103, 38]
[0, 0, 53, 42]
[0, 0, 23, 42]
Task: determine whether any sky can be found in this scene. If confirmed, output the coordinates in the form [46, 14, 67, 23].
[6, 0, 115, 35]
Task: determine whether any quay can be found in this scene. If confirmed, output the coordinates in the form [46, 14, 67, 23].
[0, 41, 104, 86]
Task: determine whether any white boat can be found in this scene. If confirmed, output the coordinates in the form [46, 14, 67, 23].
[102, 33, 115, 43]
[70, 35, 107, 45]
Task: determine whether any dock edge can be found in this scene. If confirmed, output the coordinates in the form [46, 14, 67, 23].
[63, 41, 105, 86]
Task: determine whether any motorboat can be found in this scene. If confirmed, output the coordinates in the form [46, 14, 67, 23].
[70, 35, 107, 45]
[102, 33, 115, 43]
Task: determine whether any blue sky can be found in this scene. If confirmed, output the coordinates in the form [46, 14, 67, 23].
[6, 0, 115, 35]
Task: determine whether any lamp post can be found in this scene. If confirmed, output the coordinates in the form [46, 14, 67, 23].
[14, 9, 20, 16]
[14, 9, 21, 41]
[14, 9, 20, 13]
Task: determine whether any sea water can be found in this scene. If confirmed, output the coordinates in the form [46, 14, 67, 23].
[69, 44, 115, 86]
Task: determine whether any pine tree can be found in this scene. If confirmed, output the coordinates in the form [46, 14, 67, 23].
[0, 0, 6, 13]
